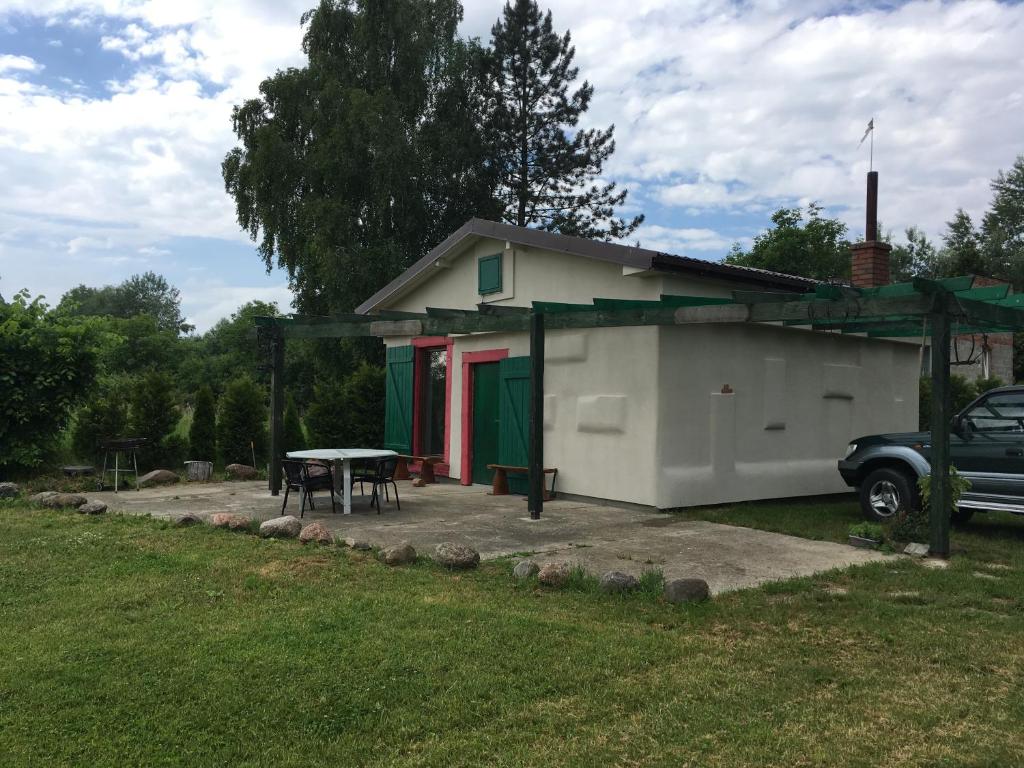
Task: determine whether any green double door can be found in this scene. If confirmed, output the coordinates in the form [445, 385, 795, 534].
[471, 357, 530, 492]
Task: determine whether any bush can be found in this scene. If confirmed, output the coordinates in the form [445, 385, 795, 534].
[0, 292, 99, 476]
[188, 385, 217, 461]
[919, 374, 978, 430]
[888, 507, 929, 543]
[306, 380, 350, 448]
[283, 393, 306, 453]
[975, 375, 1005, 395]
[153, 433, 189, 469]
[218, 376, 267, 466]
[71, 380, 130, 463]
[129, 370, 179, 470]
[345, 363, 385, 447]
[305, 363, 385, 448]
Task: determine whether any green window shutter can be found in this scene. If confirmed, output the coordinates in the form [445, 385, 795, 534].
[384, 345, 414, 453]
[498, 356, 531, 494]
[478, 253, 502, 295]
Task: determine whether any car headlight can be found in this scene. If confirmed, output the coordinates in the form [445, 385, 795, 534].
[844, 443, 858, 459]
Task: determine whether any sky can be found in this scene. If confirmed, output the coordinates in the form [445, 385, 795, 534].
[1, 0, 1023, 331]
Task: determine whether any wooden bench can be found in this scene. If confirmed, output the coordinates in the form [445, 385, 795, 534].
[395, 455, 443, 484]
[486, 464, 558, 500]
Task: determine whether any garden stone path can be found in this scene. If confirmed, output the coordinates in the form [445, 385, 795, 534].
[92, 480, 890, 594]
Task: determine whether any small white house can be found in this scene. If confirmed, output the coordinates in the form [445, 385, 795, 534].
[356, 219, 920, 509]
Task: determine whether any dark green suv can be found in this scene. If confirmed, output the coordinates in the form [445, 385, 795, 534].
[838, 385, 1024, 522]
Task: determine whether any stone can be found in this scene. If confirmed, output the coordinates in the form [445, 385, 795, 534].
[77, 501, 107, 515]
[344, 538, 372, 551]
[664, 578, 711, 604]
[904, 542, 929, 557]
[259, 515, 302, 539]
[411, 478, 426, 488]
[299, 522, 333, 545]
[40, 493, 87, 510]
[920, 558, 949, 570]
[210, 512, 252, 531]
[0, 482, 19, 499]
[138, 469, 179, 488]
[379, 542, 416, 566]
[225, 463, 258, 481]
[174, 513, 203, 527]
[537, 562, 570, 587]
[29, 491, 59, 504]
[512, 560, 540, 581]
[433, 542, 480, 570]
[600, 570, 640, 594]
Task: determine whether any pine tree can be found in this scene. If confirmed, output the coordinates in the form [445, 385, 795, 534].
[941, 209, 984, 277]
[189, 385, 217, 461]
[982, 154, 1024, 289]
[217, 376, 267, 466]
[283, 392, 306, 453]
[483, 0, 642, 240]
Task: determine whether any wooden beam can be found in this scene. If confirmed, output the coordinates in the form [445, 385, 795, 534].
[269, 329, 285, 496]
[950, 295, 1024, 331]
[929, 308, 952, 558]
[370, 319, 424, 337]
[528, 312, 545, 519]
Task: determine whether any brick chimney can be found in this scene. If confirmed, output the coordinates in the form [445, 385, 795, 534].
[849, 170, 891, 288]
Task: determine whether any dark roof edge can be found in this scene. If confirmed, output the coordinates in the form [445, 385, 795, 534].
[355, 218, 815, 314]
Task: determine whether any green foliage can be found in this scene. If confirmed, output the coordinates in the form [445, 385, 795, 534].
[975, 375, 1005, 395]
[306, 379, 350, 449]
[483, 0, 642, 240]
[848, 521, 884, 542]
[918, 466, 972, 517]
[725, 203, 850, 281]
[217, 376, 267, 466]
[71, 378, 131, 462]
[222, 0, 496, 316]
[919, 375, 978, 431]
[58, 271, 193, 334]
[345, 363, 385, 447]
[130, 370, 179, 446]
[129, 370, 181, 470]
[889, 226, 938, 282]
[981, 154, 1024, 291]
[941, 209, 985, 277]
[306, 363, 385, 448]
[283, 392, 306, 453]
[888, 506, 930, 543]
[0, 292, 99, 475]
[188, 386, 217, 461]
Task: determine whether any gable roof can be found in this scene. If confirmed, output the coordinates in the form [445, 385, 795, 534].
[354, 218, 818, 314]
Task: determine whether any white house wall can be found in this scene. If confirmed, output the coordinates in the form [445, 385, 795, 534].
[655, 323, 920, 508]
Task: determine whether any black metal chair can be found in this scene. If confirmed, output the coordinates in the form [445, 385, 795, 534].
[280, 459, 336, 518]
[354, 457, 400, 514]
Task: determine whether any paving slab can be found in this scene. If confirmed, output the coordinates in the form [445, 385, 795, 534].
[91, 480, 889, 594]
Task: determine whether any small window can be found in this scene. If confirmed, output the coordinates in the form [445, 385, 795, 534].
[478, 253, 502, 295]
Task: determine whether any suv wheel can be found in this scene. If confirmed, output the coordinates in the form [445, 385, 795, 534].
[860, 467, 915, 522]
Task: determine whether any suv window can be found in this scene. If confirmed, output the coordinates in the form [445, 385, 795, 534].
[965, 392, 1024, 433]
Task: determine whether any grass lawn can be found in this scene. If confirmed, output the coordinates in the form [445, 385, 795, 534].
[2, 501, 1023, 767]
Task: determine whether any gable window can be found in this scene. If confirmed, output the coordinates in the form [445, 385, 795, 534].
[478, 253, 502, 295]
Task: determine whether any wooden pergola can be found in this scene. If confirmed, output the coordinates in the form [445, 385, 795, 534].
[256, 275, 1024, 557]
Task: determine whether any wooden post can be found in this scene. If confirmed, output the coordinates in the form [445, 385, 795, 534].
[269, 330, 285, 496]
[528, 312, 545, 519]
[929, 307, 951, 557]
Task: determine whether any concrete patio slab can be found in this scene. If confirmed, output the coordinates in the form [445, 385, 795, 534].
[92, 480, 888, 594]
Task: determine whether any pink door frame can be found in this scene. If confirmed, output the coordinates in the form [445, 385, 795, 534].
[460, 348, 510, 485]
[411, 336, 454, 476]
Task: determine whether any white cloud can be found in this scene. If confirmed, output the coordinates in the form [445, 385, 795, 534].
[180, 280, 293, 332]
[0, 54, 42, 73]
[634, 223, 734, 253]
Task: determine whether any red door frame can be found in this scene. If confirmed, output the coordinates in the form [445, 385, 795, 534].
[411, 336, 453, 476]
[461, 348, 510, 485]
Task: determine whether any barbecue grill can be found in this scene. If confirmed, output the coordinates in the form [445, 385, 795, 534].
[98, 438, 148, 492]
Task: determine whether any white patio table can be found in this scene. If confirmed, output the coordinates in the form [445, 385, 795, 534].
[286, 448, 397, 515]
